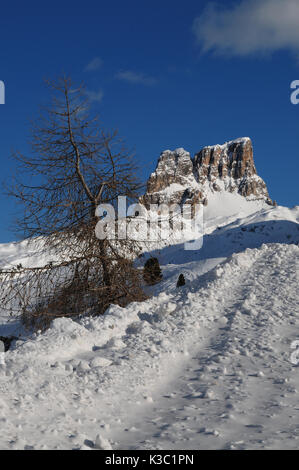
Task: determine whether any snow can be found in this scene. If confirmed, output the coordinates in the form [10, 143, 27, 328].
[203, 190, 268, 223]
[0, 198, 298, 450]
[95, 434, 113, 450]
[203, 136, 251, 151]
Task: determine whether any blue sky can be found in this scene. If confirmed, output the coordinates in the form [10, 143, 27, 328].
[0, 0, 298, 242]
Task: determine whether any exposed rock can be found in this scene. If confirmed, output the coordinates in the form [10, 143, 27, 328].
[194, 137, 269, 200]
[140, 137, 272, 208]
[140, 148, 199, 207]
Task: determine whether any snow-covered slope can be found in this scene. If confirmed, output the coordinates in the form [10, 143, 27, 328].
[0, 242, 298, 450]
[0, 200, 298, 450]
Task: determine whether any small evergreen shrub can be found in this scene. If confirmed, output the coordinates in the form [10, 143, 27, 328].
[176, 274, 186, 287]
[143, 257, 162, 285]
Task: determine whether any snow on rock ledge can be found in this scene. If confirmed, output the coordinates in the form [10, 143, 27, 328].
[141, 148, 197, 206]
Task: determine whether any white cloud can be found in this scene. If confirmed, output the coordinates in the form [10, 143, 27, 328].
[85, 88, 104, 103]
[85, 57, 103, 72]
[193, 0, 299, 58]
[115, 70, 157, 86]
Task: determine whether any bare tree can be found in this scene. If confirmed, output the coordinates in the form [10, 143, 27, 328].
[1, 76, 147, 330]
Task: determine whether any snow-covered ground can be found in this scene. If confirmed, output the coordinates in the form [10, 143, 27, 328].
[0, 202, 298, 450]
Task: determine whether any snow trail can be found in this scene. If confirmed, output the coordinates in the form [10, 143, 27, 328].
[0, 243, 298, 449]
[109, 243, 299, 449]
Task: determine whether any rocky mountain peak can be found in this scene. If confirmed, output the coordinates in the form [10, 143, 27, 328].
[146, 148, 195, 193]
[141, 148, 198, 207]
[140, 137, 273, 208]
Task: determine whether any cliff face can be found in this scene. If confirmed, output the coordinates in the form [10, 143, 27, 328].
[140, 137, 272, 208]
[141, 148, 198, 206]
